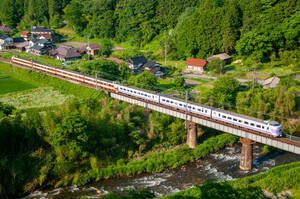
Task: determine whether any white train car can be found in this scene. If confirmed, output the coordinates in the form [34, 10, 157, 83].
[118, 85, 159, 103]
[11, 56, 283, 137]
[159, 95, 211, 117]
[212, 109, 282, 137]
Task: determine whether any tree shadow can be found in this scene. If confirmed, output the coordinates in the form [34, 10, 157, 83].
[0, 116, 50, 199]
[167, 182, 267, 199]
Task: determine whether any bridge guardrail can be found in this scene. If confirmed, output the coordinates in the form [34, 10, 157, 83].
[284, 134, 300, 143]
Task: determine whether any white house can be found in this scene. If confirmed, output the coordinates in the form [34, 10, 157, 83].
[0, 34, 13, 50]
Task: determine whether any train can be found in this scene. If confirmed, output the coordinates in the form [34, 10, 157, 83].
[11, 56, 282, 137]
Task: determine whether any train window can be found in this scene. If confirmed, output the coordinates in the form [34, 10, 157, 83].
[188, 106, 191, 108]
[228, 117, 232, 120]
[198, 109, 201, 111]
[134, 91, 136, 94]
[238, 120, 242, 123]
[256, 125, 261, 128]
[262, 126, 265, 129]
[222, 115, 226, 119]
[166, 100, 169, 102]
[244, 121, 249, 125]
[180, 104, 182, 106]
[233, 118, 237, 121]
[219, 114, 220, 117]
[205, 110, 207, 113]
[193, 107, 195, 110]
[250, 123, 254, 126]
[162, 99, 165, 101]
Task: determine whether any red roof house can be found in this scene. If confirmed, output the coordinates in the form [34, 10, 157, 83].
[107, 57, 126, 65]
[21, 31, 32, 41]
[185, 58, 207, 74]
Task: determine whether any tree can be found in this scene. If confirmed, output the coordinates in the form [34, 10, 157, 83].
[64, 0, 88, 34]
[98, 39, 113, 57]
[50, 112, 89, 160]
[206, 58, 224, 75]
[120, 63, 132, 81]
[128, 71, 158, 90]
[210, 76, 240, 109]
[174, 77, 185, 90]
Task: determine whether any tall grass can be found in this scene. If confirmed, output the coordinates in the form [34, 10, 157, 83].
[0, 87, 74, 110]
[59, 134, 238, 186]
[163, 161, 300, 198]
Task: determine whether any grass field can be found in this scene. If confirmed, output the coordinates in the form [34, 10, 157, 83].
[0, 75, 37, 95]
[0, 87, 74, 110]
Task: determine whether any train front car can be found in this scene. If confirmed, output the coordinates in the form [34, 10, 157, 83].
[267, 121, 282, 137]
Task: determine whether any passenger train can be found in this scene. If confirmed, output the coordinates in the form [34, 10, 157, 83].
[11, 56, 282, 137]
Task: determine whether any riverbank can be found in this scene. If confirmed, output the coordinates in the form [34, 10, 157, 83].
[162, 160, 300, 199]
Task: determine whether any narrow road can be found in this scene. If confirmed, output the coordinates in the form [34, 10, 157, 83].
[181, 73, 264, 84]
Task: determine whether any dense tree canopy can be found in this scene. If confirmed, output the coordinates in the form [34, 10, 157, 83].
[0, 0, 298, 61]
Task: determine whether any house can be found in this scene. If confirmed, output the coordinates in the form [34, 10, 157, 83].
[127, 56, 148, 70]
[21, 31, 32, 41]
[29, 39, 52, 47]
[16, 41, 29, 52]
[28, 45, 47, 56]
[144, 61, 164, 79]
[0, 24, 12, 33]
[50, 45, 81, 61]
[185, 58, 207, 74]
[79, 43, 100, 56]
[13, 37, 25, 43]
[206, 53, 232, 65]
[30, 26, 55, 40]
[27, 38, 55, 55]
[263, 76, 280, 88]
[0, 34, 13, 50]
[107, 57, 126, 65]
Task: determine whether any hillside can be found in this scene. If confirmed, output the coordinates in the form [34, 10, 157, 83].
[0, 0, 299, 62]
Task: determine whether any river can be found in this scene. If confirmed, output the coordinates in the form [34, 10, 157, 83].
[23, 143, 300, 199]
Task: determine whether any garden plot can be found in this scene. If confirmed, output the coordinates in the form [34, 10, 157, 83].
[0, 87, 74, 109]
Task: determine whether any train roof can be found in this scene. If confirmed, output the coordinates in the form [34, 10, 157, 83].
[212, 107, 267, 124]
[119, 84, 159, 95]
[12, 56, 113, 83]
[160, 93, 213, 110]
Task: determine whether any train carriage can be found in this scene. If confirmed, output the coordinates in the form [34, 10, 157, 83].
[11, 56, 282, 137]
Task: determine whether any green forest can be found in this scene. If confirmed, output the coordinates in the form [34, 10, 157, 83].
[0, 0, 299, 61]
[0, 0, 300, 198]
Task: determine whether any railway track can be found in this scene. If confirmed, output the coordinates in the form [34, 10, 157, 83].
[1, 56, 300, 149]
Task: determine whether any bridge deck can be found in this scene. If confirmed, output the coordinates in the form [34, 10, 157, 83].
[2, 57, 300, 154]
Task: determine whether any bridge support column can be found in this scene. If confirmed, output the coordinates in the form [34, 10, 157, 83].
[144, 107, 151, 119]
[240, 138, 256, 171]
[187, 121, 197, 148]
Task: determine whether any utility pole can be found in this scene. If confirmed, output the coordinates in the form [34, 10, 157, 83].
[164, 41, 167, 74]
[185, 90, 188, 129]
[88, 35, 90, 60]
[252, 68, 256, 91]
[95, 66, 99, 90]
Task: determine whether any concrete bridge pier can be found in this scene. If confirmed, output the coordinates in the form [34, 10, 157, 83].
[240, 137, 256, 171]
[187, 121, 197, 148]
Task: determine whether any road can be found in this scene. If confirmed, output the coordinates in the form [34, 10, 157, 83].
[181, 73, 264, 84]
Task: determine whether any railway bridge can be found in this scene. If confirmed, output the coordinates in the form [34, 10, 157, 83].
[2, 57, 300, 171]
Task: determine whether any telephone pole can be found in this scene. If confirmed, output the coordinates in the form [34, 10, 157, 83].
[164, 41, 167, 73]
[252, 68, 256, 91]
